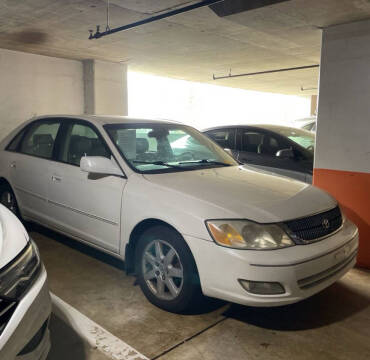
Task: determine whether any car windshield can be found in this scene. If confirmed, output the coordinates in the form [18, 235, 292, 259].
[104, 123, 238, 173]
[274, 127, 315, 152]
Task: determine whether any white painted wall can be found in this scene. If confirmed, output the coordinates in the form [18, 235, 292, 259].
[315, 19, 370, 173]
[0, 49, 84, 141]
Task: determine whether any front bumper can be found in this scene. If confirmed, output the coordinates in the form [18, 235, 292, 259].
[0, 266, 52, 360]
[185, 219, 359, 307]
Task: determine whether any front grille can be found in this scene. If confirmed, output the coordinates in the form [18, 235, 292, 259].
[0, 297, 17, 335]
[284, 206, 342, 244]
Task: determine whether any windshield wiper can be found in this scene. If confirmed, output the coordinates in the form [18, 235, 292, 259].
[132, 160, 184, 169]
[178, 159, 232, 166]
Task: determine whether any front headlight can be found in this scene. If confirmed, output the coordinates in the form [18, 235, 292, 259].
[0, 240, 41, 299]
[206, 220, 295, 250]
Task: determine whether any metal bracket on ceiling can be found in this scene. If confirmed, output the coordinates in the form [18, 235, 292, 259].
[106, 0, 111, 32]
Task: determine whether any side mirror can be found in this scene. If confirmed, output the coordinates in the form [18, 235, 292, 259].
[80, 156, 123, 177]
[276, 148, 295, 159]
[224, 148, 234, 157]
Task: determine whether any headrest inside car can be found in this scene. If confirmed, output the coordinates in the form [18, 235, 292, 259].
[136, 138, 149, 154]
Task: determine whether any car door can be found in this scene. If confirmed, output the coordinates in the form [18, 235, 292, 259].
[7, 119, 61, 221]
[204, 128, 237, 157]
[47, 119, 127, 253]
[237, 127, 309, 182]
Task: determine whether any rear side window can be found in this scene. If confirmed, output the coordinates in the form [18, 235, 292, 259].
[6, 128, 27, 151]
[19, 121, 60, 159]
[205, 128, 236, 149]
[58, 123, 111, 166]
[241, 130, 286, 156]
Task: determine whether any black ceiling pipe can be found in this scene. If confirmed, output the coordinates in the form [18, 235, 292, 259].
[89, 0, 224, 39]
[210, 0, 290, 17]
[213, 64, 320, 80]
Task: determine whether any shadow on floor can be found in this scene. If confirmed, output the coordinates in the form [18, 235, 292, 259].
[223, 281, 370, 331]
[48, 314, 110, 360]
[47, 314, 87, 360]
[29, 222, 227, 316]
[27, 223, 125, 271]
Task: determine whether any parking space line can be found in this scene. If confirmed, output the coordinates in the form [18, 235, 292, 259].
[51, 293, 149, 360]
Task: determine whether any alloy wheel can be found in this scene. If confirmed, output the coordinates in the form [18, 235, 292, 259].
[142, 239, 184, 300]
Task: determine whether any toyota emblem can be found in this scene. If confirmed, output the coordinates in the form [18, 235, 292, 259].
[322, 218, 330, 229]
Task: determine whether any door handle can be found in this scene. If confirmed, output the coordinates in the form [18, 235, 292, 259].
[51, 175, 62, 182]
[10, 162, 16, 169]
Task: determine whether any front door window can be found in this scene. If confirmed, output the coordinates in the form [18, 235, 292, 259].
[58, 123, 111, 166]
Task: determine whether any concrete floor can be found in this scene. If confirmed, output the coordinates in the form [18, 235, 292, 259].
[29, 224, 370, 360]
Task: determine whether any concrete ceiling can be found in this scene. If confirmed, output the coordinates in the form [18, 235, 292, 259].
[0, 0, 370, 94]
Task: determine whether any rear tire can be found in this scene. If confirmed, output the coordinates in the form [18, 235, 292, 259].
[0, 183, 20, 218]
[135, 225, 203, 313]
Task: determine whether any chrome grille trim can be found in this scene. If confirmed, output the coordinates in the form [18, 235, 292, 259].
[284, 206, 343, 244]
[0, 297, 17, 335]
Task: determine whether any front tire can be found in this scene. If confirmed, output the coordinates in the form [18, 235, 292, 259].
[135, 225, 202, 313]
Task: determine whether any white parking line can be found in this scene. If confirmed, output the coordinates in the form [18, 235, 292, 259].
[51, 293, 149, 360]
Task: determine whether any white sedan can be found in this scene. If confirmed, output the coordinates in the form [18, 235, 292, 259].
[0, 204, 51, 359]
[0, 115, 358, 313]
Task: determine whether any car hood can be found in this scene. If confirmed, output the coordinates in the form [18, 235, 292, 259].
[0, 205, 29, 269]
[144, 165, 336, 223]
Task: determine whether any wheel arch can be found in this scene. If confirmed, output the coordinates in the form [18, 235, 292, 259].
[0, 177, 22, 216]
[0, 177, 17, 200]
[125, 218, 196, 276]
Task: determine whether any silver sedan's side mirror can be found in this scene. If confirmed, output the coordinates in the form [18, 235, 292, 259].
[80, 156, 123, 177]
[276, 148, 295, 159]
[224, 148, 234, 157]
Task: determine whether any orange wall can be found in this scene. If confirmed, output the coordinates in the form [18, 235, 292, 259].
[314, 169, 370, 269]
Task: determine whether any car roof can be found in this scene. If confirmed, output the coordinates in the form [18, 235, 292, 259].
[294, 116, 317, 122]
[31, 114, 181, 126]
[202, 124, 308, 133]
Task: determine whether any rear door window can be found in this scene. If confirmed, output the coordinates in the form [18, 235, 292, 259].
[6, 128, 27, 151]
[19, 120, 61, 159]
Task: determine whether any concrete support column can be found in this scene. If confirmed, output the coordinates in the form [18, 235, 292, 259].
[310, 95, 317, 116]
[83, 59, 128, 116]
[314, 19, 370, 268]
